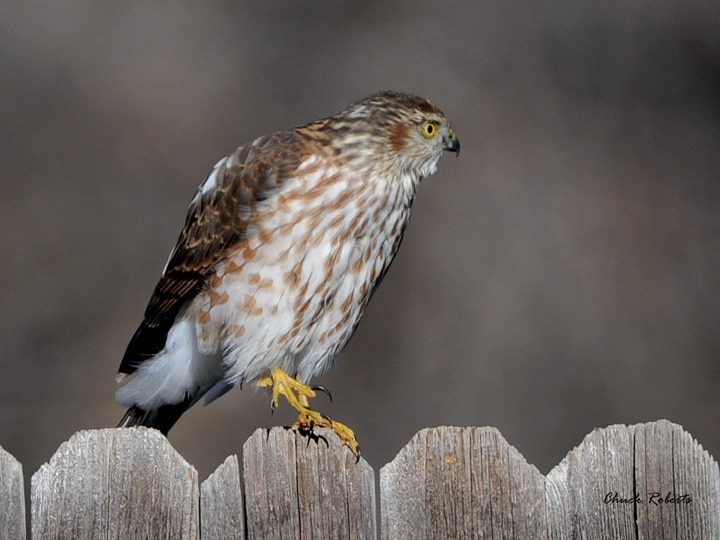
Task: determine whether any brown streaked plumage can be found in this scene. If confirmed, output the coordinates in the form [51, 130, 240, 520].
[116, 91, 459, 450]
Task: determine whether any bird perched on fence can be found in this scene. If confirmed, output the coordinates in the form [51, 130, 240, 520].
[116, 91, 459, 455]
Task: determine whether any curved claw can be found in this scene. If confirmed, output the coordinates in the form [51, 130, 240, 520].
[311, 385, 333, 402]
[297, 424, 329, 448]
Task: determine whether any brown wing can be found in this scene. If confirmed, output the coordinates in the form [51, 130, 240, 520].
[119, 129, 308, 375]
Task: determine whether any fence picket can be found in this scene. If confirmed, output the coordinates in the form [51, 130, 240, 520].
[634, 420, 720, 539]
[380, 426, 547, 539]
[201, 455, 245, 539]
[0, 444, 25, 539]
[31, 428, 199, 539]
[242, 427, 376, 540]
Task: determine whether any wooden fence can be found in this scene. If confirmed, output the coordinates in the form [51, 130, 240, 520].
[1, 419, 718, 538]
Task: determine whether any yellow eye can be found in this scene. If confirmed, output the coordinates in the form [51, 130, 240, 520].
[421, 120, 438, 138]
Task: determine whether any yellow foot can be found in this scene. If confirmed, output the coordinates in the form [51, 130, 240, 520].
[258, 368, 360, 457]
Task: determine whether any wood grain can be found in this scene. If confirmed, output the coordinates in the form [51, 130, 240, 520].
[31, 428, 198, 539]
[380, 426, 547, 539]
[243, 427, 376, 540]
[201, 454, 245, 539]
[0, 444, 25, 539]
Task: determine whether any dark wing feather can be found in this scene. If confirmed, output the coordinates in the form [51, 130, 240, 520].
[118, 130, 307, 375]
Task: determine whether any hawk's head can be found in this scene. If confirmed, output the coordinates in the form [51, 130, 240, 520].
[327, 91, 460, 180]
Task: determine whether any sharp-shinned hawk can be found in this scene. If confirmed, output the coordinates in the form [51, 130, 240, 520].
[116, 91, 460, 454]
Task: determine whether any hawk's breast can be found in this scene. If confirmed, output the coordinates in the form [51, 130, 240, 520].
[188, 154, 417, 384]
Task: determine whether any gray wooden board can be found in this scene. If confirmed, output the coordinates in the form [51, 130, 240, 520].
[545, 456, 570, 539]
[634, 420, 720, 540]
[31, 428, 199, 539]
[242, 426, 376, 540]
[380, 426, 547, 539]
[0, 444, 26, 539]
[563, 424, 636, 539]
[547, 419, 720, 540]
[201, 454, 245, 539]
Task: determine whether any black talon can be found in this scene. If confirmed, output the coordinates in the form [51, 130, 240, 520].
[296, 424, 329, 448]
[311, 431, 329, 448]
[354, 446, 361, 464]
[311, 385, 333, 402]
[315, 429, 329, 448]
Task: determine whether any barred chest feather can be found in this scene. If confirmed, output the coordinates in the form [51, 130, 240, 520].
[190, 154, 418, 385]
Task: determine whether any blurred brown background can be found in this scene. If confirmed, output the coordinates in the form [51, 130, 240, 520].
[2, 1, 719, 485]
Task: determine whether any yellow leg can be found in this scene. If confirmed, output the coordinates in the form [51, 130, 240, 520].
[258, 368, 360, 456]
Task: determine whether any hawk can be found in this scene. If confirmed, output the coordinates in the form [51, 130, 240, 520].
[116, 91, 459, 454]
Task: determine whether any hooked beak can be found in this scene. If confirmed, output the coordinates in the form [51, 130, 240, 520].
[443, 127, 460, 156]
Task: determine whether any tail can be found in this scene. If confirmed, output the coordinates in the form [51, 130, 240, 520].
[117, 399, 194, 436]
[116, 379, 233, 435]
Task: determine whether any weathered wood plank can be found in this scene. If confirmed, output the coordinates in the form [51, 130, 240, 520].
[634, 420, 720, 540]
[545, 457, 569, 539]
[380, 426, 547, 539]
[562, 424, 637, 538]
[547, 420, 720, 539]
[201, 454, 245, 539]
[0, 444, 26, 539]
[31, 428, 199, 539]
[243, 426, 376, 540]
